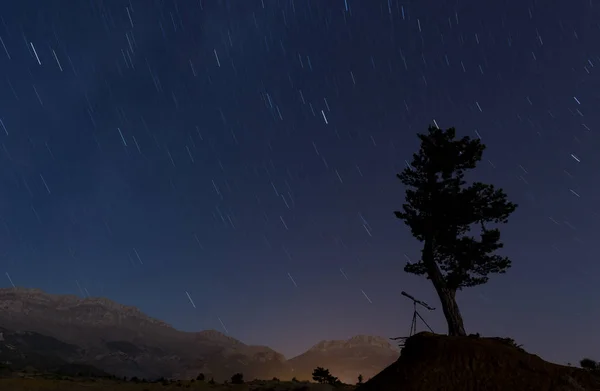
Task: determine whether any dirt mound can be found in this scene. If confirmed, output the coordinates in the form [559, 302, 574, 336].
[357, 332, 600, 391]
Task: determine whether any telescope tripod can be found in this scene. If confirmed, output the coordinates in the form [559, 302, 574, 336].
[408, 300, 434, 336]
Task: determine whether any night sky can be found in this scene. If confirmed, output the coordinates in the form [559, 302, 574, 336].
[1, 0, 599, 365]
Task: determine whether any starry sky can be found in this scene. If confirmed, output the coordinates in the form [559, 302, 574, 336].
[1, 0, 599, 365]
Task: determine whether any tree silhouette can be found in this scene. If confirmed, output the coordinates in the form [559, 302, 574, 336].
[357, 374, 363, 385]
[196, 373, 205, 381]
[231, 372, 244, 384]
[312, 367, 334, 384]
[580, 358, 599, 371]
[395, 125, 517, 336]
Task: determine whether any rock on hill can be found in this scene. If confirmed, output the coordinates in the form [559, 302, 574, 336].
[0, 287, 395, 382]
[288, 335, 400, 384]
[357, 332, 600, 391]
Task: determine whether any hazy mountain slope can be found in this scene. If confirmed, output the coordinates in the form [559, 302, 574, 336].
[288, 335, 400, 384]
[0, 327, 110, 377]
[0, 288, 287, 380]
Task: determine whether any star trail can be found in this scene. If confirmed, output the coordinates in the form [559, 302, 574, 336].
[0, 0, 599, 365]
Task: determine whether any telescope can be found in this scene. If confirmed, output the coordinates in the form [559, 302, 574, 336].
[401, 290, 435, 337]
[401, 291, 435, 311]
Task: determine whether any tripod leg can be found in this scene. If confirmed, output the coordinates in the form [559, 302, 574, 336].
[410, 311, 418, 336]
[415, 311, 434, 333]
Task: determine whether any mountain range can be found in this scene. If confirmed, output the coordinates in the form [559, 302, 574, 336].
[0, 288, 399, 384]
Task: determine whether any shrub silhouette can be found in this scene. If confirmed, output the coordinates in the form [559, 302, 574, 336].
[494, 336, 524, 351]
[395, 125, 517, 336]
[312, 367, 331, 383]
[580, 358, 599, 371]
[231, 372, 244, 384]
[312, 366, 339, 385]
[357, 374, 363, 385]
[196, 372, 205, 381]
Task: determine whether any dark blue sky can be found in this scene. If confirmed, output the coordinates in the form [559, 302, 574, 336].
[1, 0, 598, 364]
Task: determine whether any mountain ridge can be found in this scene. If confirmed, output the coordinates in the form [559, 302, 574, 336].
[0, 287, 399, 383]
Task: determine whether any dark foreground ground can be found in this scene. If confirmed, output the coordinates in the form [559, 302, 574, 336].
[0, 377, 355, 391]
[5, 332, 600, 391]
[357, 332, 600, 391]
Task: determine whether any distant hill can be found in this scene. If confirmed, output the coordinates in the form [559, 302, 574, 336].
[0, 287, 398, 382]
[288, 335, 400, 384]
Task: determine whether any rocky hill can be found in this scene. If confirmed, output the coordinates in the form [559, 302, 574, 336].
[0, 288, 396, 382]
[357, 332, 600, 391]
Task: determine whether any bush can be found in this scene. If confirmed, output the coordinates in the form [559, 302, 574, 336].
[231, 372, 244, 384]
[492, 337, 524, 352]
[580, 358, 600, 371]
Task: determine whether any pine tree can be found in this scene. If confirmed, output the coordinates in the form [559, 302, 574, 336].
[395, 125, 517, 336]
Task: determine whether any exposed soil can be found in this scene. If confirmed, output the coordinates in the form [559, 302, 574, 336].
[357, 332, 600, 391]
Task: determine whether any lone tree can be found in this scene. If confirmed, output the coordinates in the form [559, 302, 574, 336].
[395, 125, 517, 336]
[312, 367, 337, 384]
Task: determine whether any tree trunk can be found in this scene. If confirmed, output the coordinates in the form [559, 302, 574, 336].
[436, 287, 466, 336]
[422, 239, 467, 336]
